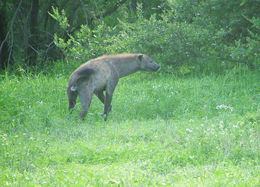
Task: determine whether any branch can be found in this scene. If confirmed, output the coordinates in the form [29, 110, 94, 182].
[68, 0, 81, 26]
[96, 0, 128, 19]
[69, 0, 127, 34]
[218, 57, 248, 64]
[0, 0, 23, 66]
[217, 55, 256, 68]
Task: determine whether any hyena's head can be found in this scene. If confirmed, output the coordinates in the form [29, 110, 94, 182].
[137, 54, 160, 72]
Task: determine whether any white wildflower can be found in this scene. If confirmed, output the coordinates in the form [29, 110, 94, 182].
[216, 104, 233, 112]
[189, 119, 194, 123]
[219, 121, 224, 128]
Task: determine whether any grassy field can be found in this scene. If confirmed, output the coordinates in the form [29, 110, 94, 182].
[0, 64, 259, 186]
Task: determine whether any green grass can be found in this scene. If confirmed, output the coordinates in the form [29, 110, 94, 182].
[0, 65, 259, 186]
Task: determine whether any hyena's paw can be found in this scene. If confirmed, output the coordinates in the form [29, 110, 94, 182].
[100, 105, 112, 118]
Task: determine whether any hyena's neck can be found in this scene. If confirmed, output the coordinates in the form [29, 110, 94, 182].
[112, 58, 139, 78]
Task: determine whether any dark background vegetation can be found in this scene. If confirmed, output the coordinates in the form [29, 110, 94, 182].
[0, 0, 259, 73]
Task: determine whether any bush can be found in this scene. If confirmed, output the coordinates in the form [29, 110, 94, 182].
[227, 17, 260, 69]
[50, 3, 259, 73]
[50, 7, 114, 62]
[51, 6, 216, 73]
[108, 16, 215, 70]
[53, 23, 114, 63]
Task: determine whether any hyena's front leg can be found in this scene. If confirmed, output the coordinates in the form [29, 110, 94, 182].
[104, 92, 112, 121]
[95, 91, 112, 116]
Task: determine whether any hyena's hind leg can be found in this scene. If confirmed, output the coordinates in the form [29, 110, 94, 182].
[78, 87, 94, 120]
[67, 88, 78, 113]
[103, 79, 118, 121]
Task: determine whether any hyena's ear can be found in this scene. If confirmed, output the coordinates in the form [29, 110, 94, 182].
[138, 54, 143, 61]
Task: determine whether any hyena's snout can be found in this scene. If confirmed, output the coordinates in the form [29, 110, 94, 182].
[149, 62, 160, 72]
[154, 63, 160, 71]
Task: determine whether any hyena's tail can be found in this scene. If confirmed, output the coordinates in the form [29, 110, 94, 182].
[67, 68, 95, 111]
[67, 68, 95, 92]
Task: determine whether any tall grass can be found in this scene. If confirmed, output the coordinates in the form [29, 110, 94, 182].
[0, 64, 259, 186]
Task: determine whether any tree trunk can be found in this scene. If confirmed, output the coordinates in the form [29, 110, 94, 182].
[26, 0, 39, 66]
[0, 0, 13, 69]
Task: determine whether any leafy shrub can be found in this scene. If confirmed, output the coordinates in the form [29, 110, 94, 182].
[50, 7, 114, 62]
[51, 6, 215, 73]
[108, 16, 215, 71]
[50, 3, 259, 73]
[227, 17, 260, 69]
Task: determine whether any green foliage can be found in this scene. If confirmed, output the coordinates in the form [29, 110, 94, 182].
[1, 0, 259, 69]
[51, 0, 260, 73]
[229, 17, 260, 68]
[51, 6, 113, 62]
[167, 0, 201, 23]
[49, 7, 70, 30]
[51, 6, 216, 73]
[108, 16, 213, 69]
